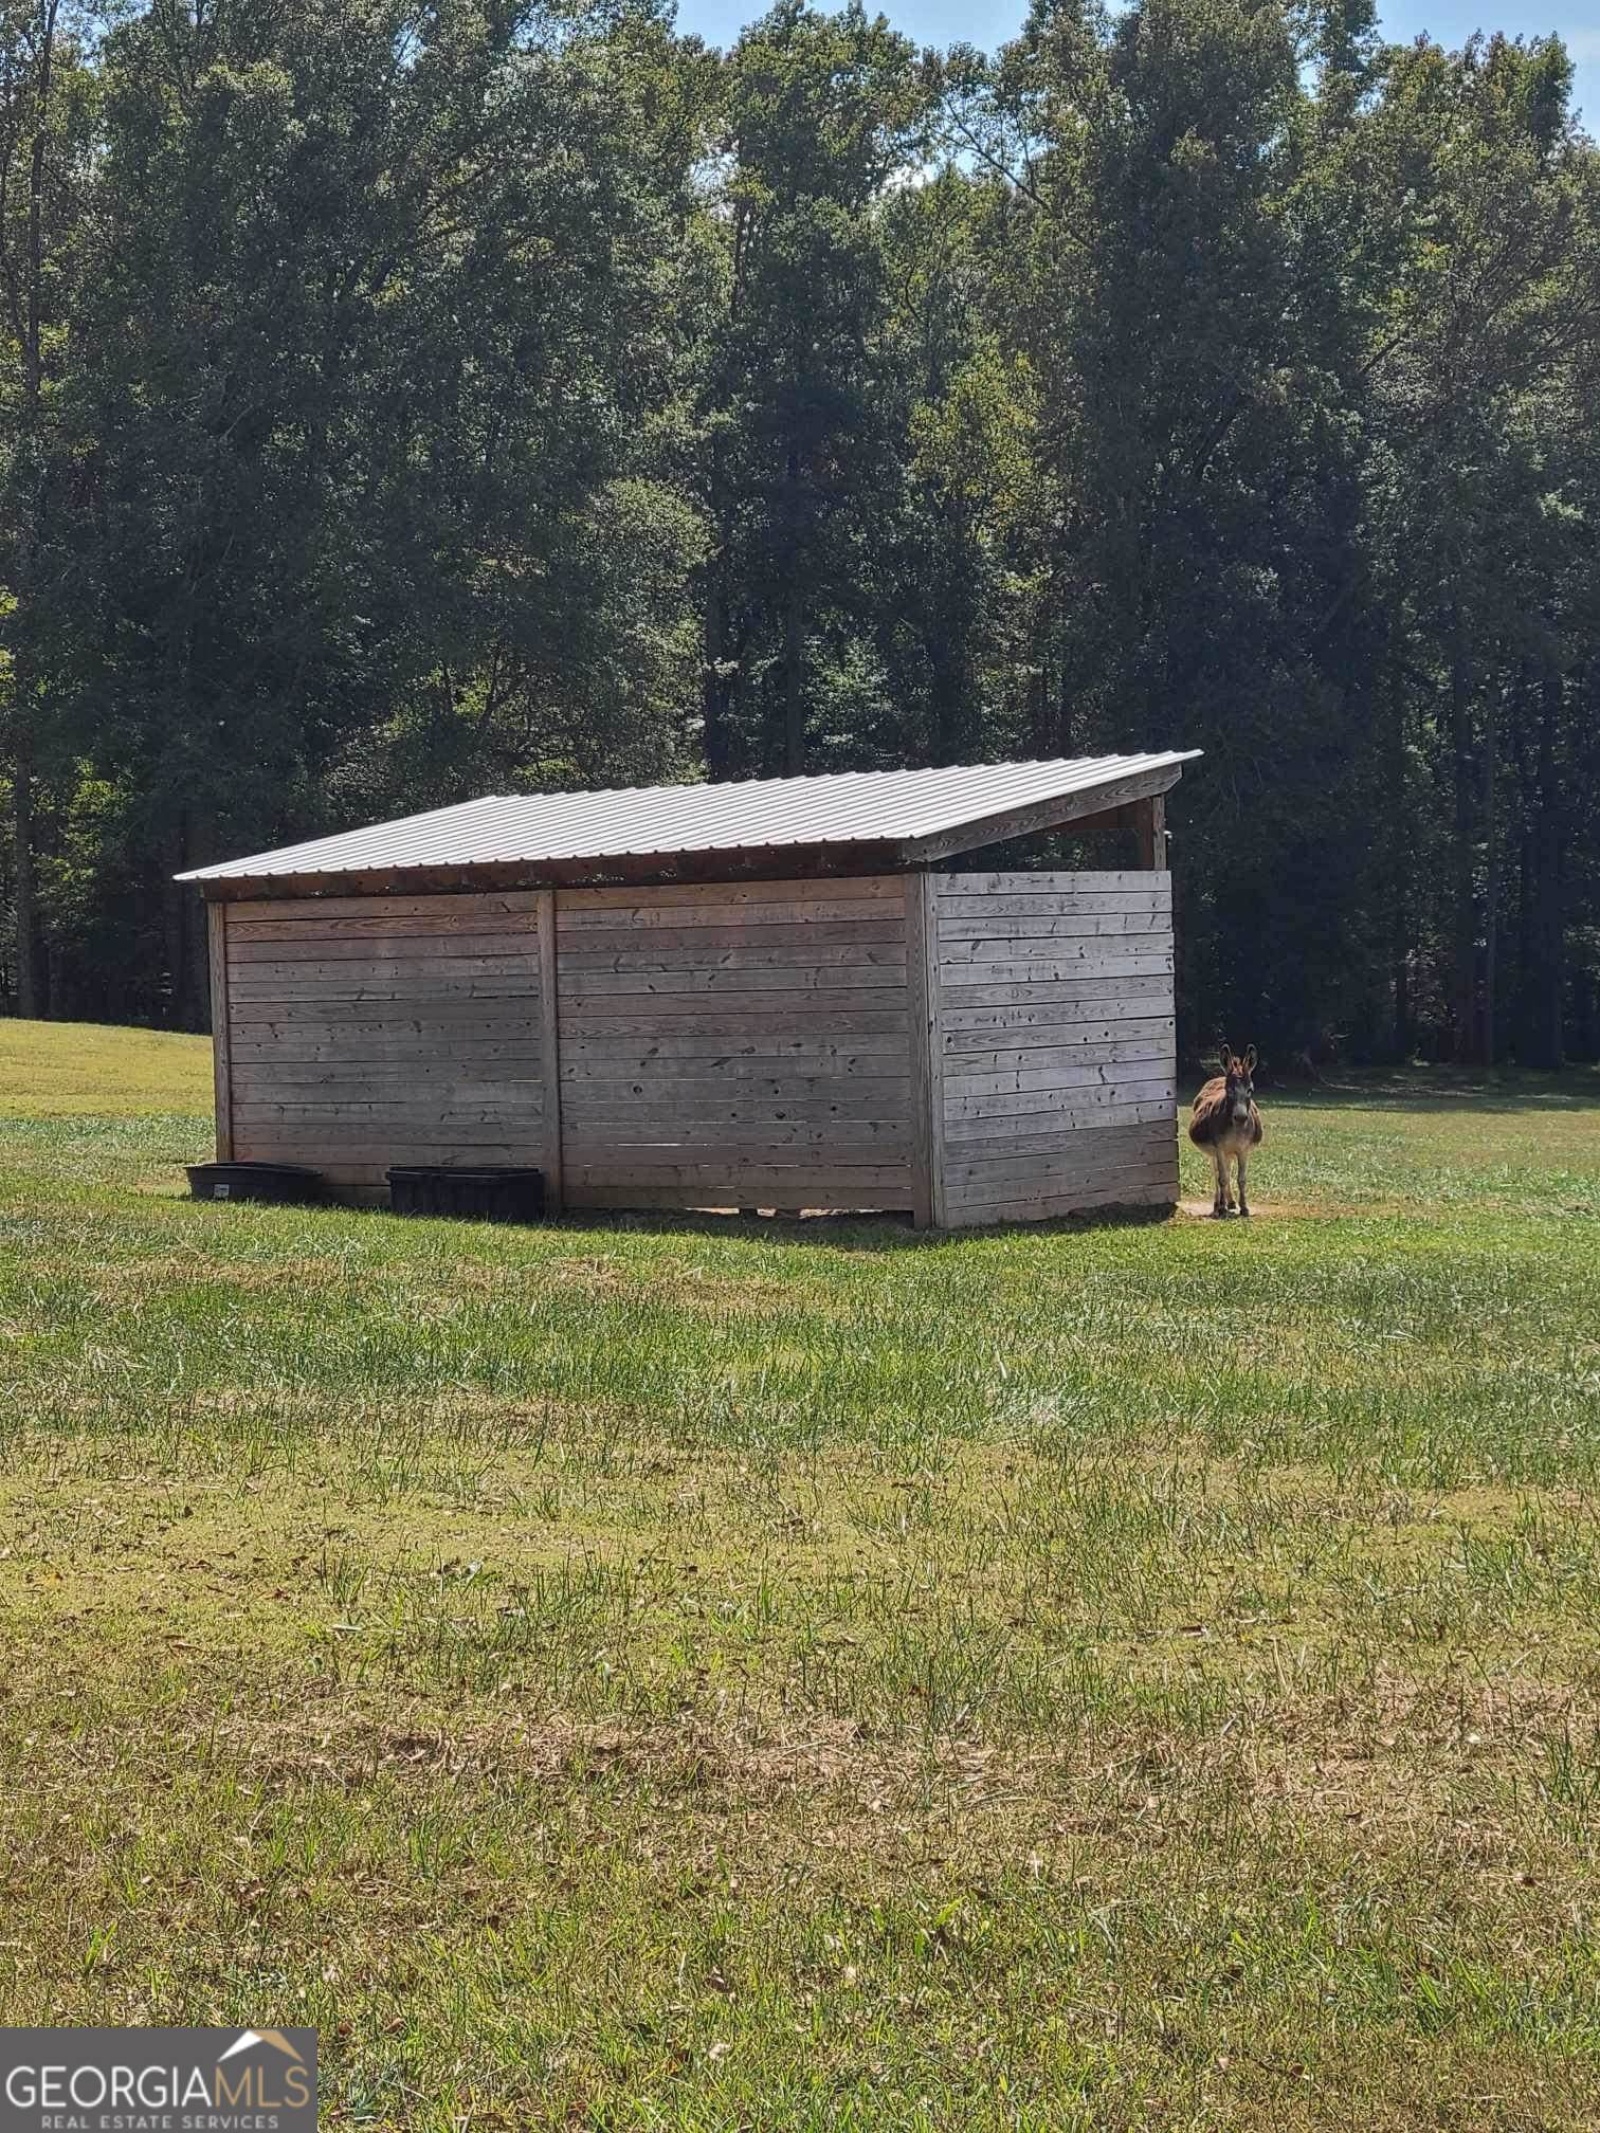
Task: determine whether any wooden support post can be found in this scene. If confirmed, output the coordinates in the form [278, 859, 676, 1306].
[905, 872, 947, 1230]
[1136, 794, 1167, 869]
[536, 887, 563, 1213]
[925, 873, 948, 1230]
[906, 874, 932, 1227]
[207, 898, 233, 1161]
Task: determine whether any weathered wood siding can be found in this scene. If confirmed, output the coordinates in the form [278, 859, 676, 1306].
[223, 890, 547, 1196]
[555, 877, 917, 1211]
[210, 868, 1178, 1223]
[925, 870, 1178, 1227]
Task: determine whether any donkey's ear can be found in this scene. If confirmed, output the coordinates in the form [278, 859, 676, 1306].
[1219, 1044, 1232, 1072]
[1244, 1044, 1258, 1071]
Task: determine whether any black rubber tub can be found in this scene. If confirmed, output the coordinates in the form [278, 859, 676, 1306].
[188, 1161, 326, 1205]
[388, 1166, 546, 1223]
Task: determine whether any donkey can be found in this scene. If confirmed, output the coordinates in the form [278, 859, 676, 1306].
[1188, 1045, 1263, 1218]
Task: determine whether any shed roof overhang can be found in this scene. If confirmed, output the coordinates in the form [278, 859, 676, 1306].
[177, 752, 1200, 899]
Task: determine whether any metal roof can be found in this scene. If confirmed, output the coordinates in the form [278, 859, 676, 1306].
[178, 752, 1199, 886]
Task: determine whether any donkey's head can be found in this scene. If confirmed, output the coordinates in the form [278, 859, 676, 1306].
[1219, 1045, 1257, 1126]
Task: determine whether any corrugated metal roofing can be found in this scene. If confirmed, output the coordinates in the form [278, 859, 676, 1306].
[178, 752, 1200, 884]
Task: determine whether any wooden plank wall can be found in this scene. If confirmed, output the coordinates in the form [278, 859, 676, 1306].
[927, 870, 1178, 1227]
[213, 869, 1174, 1224]
[555, 877, 917, 1212]
[223, 890, 547, 1197]
[208, 901, 234, 1161]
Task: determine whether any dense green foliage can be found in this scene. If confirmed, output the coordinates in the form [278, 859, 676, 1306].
[0, 0, 1595, 1060]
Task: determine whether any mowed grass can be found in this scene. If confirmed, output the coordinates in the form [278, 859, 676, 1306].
[1, 1026, 1598, 2130]
[0, 1013, 215, 1115]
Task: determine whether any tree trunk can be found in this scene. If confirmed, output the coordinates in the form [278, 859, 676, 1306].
[1518, 662, 1565, 1067]
[1448, 606, 1477, 1062]
[702, 545, 736, 780]
[10, 733, 41, 1016]
[782, 577, 804, 776]
[1387, 653, 1411, 1060]
[7, 0, 61, 1022]
[1480, 668, 1501, 1067]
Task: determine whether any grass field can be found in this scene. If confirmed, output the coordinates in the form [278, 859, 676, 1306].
[2, 1020, 1599, 2129]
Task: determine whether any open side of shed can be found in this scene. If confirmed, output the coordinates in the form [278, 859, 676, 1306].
[183, 753, 1196, 1228]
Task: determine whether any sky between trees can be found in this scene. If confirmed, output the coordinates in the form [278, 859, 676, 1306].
[674, 0, 1598, 124]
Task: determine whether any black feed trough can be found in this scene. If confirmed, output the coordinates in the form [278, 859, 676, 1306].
[388, 1166, 546, 1223]
[188, 1161, 326, 1205]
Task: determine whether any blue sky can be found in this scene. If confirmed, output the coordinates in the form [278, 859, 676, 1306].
[674, 0, 1598, 130]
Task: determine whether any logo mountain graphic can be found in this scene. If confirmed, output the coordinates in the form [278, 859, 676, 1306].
[216, 2031, 306, 2067]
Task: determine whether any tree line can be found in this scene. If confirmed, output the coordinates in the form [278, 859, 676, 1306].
[0, 0, 1596, 1064]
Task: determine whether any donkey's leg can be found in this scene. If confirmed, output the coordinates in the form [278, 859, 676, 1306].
[1236, 1146, 1250, 1218]
[1211, 1146, 1230, 1217]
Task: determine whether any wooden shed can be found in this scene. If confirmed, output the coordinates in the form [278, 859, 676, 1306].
[179, 753, 1198, 1228]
